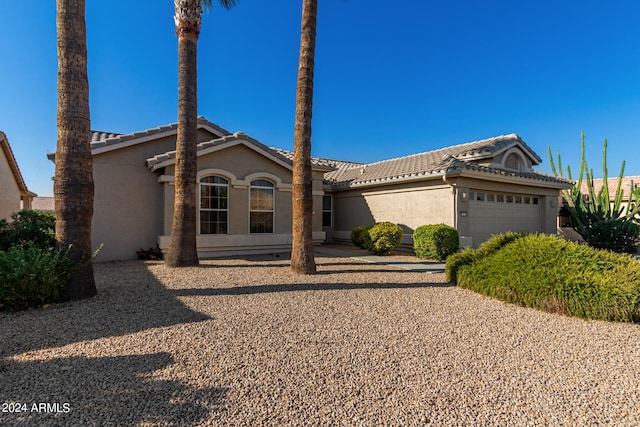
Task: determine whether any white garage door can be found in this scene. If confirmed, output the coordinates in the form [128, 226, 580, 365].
[467, 191, 541, 246]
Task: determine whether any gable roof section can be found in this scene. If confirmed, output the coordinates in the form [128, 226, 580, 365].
[326, 134, 570, 189]
[0, 131, 37, 198]
[90, 116, 231, 155]
[46, 117, 232, 161]
[146, 132, 335, 173]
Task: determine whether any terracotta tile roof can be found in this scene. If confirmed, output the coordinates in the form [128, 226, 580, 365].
[0, 131, 37, 197]
[31, 197, 55, 212]
[324, 134, 567, 188]
[579, 176, 640, 201]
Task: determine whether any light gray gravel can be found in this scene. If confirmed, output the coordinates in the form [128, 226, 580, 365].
[1, 250, 640, 426]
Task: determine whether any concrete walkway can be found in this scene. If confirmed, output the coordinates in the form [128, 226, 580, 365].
[315, 246, 446, 273]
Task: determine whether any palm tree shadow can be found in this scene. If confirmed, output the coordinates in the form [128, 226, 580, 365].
[0, 261, 210, 359]
[0, 352, 226, 425]
[171, 281, 453, 297]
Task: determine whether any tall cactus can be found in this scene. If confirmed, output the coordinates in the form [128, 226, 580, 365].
[549, 132, 640, 252]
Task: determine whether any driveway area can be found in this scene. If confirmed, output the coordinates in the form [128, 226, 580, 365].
[2, 249, 640, 426]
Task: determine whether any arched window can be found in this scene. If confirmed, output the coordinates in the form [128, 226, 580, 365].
[200, 176, 228, 234]
[505, 153, 522, 171]
[249, 179, 274, 233]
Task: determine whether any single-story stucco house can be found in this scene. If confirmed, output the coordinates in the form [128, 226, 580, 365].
[47, 117, 573, 261]
[1, 131, 36, 220]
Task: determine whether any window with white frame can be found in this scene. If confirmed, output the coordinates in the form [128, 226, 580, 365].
[200, 176, 228, 234]
[250, 179, 274, 233]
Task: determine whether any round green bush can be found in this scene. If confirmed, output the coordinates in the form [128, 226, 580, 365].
[412, 224, 459, 261]
[350, 226, 368, 249]
[366, 222, 403, 255]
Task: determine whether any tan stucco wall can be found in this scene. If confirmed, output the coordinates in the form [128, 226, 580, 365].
[331, 180, 454, 239]
[0, 148, 22, 220]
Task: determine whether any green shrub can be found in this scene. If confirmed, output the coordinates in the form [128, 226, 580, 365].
[0, 244, 71, 311]
[456, 233, 640, 323]
[350, 226, 368, 249]
[413, 224, 459, 261]
[0, 210, 56, 251]
[366, 222, 403, 255]
[445, 247, 476, 284]
[445, 232, 525, 284]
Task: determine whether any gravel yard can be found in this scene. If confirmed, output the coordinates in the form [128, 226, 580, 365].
[2, 249, 640, 426]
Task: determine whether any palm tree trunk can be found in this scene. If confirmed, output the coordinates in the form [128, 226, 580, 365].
[166, 1, 201, 267]
[55, 0, 97, 299]
[291, 0, 318, 275]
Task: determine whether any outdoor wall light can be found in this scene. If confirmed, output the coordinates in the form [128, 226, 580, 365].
[460, 192, 468, 202]
[460, 211, 468, 217]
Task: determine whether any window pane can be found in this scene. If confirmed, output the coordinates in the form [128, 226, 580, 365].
[250, 212, 273, 233]
[200, 211, 227, 234]
[201, 176, 228, 185]
[487, 194, 495, 202]
[515, 196, 523, 204]
[322, 195, 332, 211]
[250, 179, 273, 188]
[497, 194, 505, 203]
[322, 211, 331, 227]
[250, 187, 273, 211]
[476, 192, 485, 201]
[506, 195, 513, 203]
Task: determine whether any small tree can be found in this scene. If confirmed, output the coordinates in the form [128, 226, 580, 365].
[549, 132, 640, 252]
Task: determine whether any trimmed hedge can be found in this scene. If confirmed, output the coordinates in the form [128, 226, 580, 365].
[350, 222, 403, 255]
[445, 232, 524, 284]
[367, 222, 403, 255]
[413, 224, 459, 261]
[450, 233, 640, 323]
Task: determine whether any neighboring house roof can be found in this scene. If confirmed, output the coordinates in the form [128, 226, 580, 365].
[31, 197, 55, 212]
[325, 134, 570, 189]
[0, 131, 37, 198]
[579, 176, 640, 201]
[146, 131, 335, 173]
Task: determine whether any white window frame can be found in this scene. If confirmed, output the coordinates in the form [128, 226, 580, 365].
[199, 175, 229, 235]
[249, 179, 275, 234]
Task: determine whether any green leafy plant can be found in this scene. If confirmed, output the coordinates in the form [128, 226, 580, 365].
[0, 210, 56, 251]
[365, 222, 403, 255]
[549, 132, 640, 252]
[454, 233, 640, 323]
[0, 244, 72, 311]
[412, 224, 459, 261]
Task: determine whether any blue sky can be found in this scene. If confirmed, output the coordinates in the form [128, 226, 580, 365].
[2, 1, 639, 197]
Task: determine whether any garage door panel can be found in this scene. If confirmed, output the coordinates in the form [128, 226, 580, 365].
[468, 199, 541, 245]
